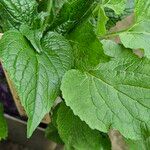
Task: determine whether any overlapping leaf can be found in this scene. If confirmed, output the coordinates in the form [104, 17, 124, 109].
[56, 103, 111, 150]
[109, 0, 150, 58]
[20, 25, 43, 53]
[45, 123, 64, 144]
[0, 30, 73, 137]
[49, 0, 95, 34]
[61, 40, 150, 140]
[135, 0, 150, 22]
[120, 21, 150, 58]
[103, 0, 127, 14]
[45, 104, 64, 144]
[94, 5, 108, 36]
[93, 0, 133, 36]
[126, 136, 150, 150]
[68, 21, 109, 70]
[105, 0, 134, 29]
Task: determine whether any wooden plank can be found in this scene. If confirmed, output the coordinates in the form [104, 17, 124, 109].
[4, 69, 27, 116]
[109, 129, 128, 150]
[0, 33, 51, 124]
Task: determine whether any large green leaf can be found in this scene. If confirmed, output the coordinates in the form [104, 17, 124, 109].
[49, 0, 95, 34]
[61, 40, 150, 140]
[56, 103, 111, 150]
[0, 103, 8, 140]
[0, 0, 38, 31]
[68, 21, 109, 71]
[0, 30, 73, 137]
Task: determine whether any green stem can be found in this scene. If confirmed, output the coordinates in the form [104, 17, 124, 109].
[43, 0, 53, 30]
[102, 29, 127, 39]
[99, 24, 134, 40]
[99, 20, 137, 40]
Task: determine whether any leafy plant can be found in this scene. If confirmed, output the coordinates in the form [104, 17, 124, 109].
[0, 0, 150, 149]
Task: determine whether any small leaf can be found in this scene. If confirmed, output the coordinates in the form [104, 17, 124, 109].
[0, 103, 8, 140]
[105, 0, 134, 29]
[96, 5, 108, 36]
[61, 40, 150, 140]
[56, 103, 111, 150]
[20, 25, 43, 53]
[0, 30, 73, 137]
[120, 21, 150, 58]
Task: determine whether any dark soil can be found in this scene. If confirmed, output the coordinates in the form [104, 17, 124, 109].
[0, 64, 19, 116]
[0, 140, 32, 150]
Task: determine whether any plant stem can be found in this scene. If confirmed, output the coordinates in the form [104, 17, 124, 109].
[43, 0, 53, 30]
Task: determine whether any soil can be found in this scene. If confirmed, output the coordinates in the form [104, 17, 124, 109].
[0, 140, 32, 150]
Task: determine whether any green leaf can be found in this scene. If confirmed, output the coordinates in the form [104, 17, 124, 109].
[37, 0, 52, 12]
[0, 103, 8, 140]
[61, 40, 150, 140]
[103, 0, 127, 15]
[53, 0, 68, 13]
[0, 30, 73, 137]
[49, 0, 95, 34]
[36, 0, 54, 30]
[37, 0, 68, 29]
[120, 21, 150, 58]
[105, 8, 122, 29]
[126, 137, 150, 150]
[105, 0, 134, 29]
[93, 0, 132, 36]
[45, 104, 64, 144]
[104, 0, 150, 58]
[0, 0, 38, 31]
[45, 123, 64, 144]
[56, 103, 111, 150]
[135, 0, 150, 22]
[68, 21, 109, 71]
[96, 5, 108, 36]
[20, 25, 43, 53]
[122, 0, 134, 18]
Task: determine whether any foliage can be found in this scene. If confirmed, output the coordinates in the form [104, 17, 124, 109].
[0, 103, 8, 140]
[0, 0, 150, 149]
